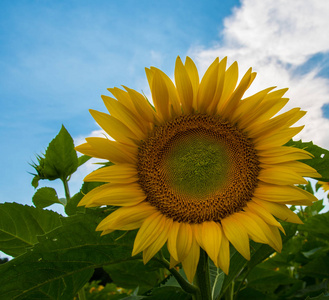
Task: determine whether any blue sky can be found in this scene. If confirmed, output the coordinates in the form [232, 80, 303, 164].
[1, 0, 329, 217]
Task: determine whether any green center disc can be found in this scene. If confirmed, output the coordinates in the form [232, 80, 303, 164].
[164, 134, 230, 198]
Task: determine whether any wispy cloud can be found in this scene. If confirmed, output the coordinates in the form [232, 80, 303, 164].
[189, 0, 329, 148]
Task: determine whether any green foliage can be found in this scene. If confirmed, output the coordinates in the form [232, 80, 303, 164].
[30, 125, 79, 187]
[104, 260, 165, 294]
[0, 203, 62, 257]
[32, 186, 64, 208]
[1, 127, 328, 299]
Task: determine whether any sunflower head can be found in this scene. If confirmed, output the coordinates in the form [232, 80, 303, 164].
[76, 56, 319, 282]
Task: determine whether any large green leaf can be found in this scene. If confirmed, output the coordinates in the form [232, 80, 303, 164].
[0, 212, 151, 299]
[286, 140, 329, 181]
[104, 259, 164, 294]
[0, 203, 62, 257]
[245, 266, 301, 294]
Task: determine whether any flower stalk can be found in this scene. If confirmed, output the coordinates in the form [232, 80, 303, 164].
[194, 249, 212, 300]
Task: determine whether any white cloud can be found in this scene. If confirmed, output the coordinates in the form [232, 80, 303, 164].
[189, 0, 329, 148]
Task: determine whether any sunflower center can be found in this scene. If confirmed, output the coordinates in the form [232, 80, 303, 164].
[164, 134, 229, 198]
[137, 114, 260, 223]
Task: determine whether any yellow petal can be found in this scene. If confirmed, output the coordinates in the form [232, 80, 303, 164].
[258, 146, 313, 164]
[143, 217, 173, 264]
[84, 164, 138, 183]
[217, 230, 230, 274]
[253, 184, 316, 205]
[89, 109, 138, 146]
[232, 212, 268, 244]
[150, 66, 181, 117]
[184, 57, 199, 109]
[201, 221, 222, 266]
[264, 88, 289, 100]
[79, 183, 146, 207]
[124, 85, 158, 124]
[176, 222, 193, 262]
[246, 201, 284, 231]
[241, 211, 281, 249]
[101, 95, 146, 139]
[264, 161, 321, 178]
[108, 87, 136, 113]
[249, 108, 306, 141]
[240, 97, 289, 130]
[243, 211, 283, 252]
[175, 56, 193, 114]
[253, 198, 303, 224]
[167, 221, 180, 261]
[267, 224, 283, 253]
[182, 238, 200, 282]
[253, 89, 289, 123]
[217, 61, 238, 114]
[258, 167, 308, 185]
[255, 126, 304, 150]
[221, 68, 255, 120]
[132, 212, 165, 255]
[150, 70, 170, 121]
[191, 223, 204, 249]
[169, 255, 179, 269]
[96, 202, 157, 231]
[206, 57, 227, 115]
[221, 214, 250, 260]
[232, 87, 276, 124]
[85, 137, 137, 164]
[197, 58, 219, 113]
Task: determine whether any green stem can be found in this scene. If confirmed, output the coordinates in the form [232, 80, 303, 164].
[233, 269, 249, 300]
[62, 177, 71, 202]
[78, 288, 86, 300]
[194, 249, 212, 300]
[224, 281, 235, 300]
[155, 254, 200, 297]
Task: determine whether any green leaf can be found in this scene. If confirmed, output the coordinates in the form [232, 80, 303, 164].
[286, 140, 329, 180]
[44, 125, 79, 181]
[209, 259, 225, 300]
[31, 175, 40, 188]
[65, 192, 85, 215]
[295, 280, 329, 299]
[245, 266, 300, 293]
[300, 211, 329, 241]
[0, 212, 147, 299]
[236, 287, 277, 300]
[300, 253, 329, 279]
[0, 203, 62, 257]
[304, 199, 325, 218]
[147, 286, 191, 300]
[306, 292, 329, 300]
[32, 187, 63, 208]
[104, 259, 165, 294]
[78, 154, 92, 167]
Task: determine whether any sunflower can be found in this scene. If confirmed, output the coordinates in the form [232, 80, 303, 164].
[76, 57, 319, 282]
